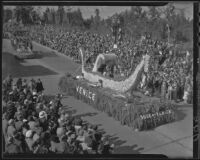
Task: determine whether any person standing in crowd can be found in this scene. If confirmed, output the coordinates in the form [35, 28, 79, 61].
[2, 113, 9, 152]
[5, 75, 13, 91]
[7, 119, 17, 138]
[16, 78, 22, 90]
[161, 80, 167, 101]
[29, 78, 36, 92]
[25, 130, 35, 152]
[167, 81, 173, 101]
[5, 137, 23, 154]
[36, 79, 44, 93]
[183, 75, 191, 103]
[22, 79, 28, 89]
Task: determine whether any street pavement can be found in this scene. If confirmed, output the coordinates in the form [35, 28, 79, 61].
[2, 39, 193, 158]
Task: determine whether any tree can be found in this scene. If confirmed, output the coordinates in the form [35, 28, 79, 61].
[57, 6, 65, 25]
[14, 6, 22, 22]
[148, 6, 160, 20]
[135, 6, 142, 18]
[94, 8, 101, 30]
[164, 4, 175, 22]
[35, 7, 43, 20]
[14, 6, 35, 25]
[42, 7, 49, 24]
[3, 8, 13, 23]
[30, 10, 41, 24]
[64, 6, 72, 25]
[50, 9, 56, 25]
[77, 8, 84, 26]
[130, 6, 142, 19]
[66, 9, 83, 27]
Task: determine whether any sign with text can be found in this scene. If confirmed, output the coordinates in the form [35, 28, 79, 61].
[76, 85, 96, 102]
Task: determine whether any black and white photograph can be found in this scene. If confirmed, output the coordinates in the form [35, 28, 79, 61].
[2, 1, 196, 159]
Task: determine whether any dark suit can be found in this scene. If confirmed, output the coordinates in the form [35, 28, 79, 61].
[36, 81, 44, 93]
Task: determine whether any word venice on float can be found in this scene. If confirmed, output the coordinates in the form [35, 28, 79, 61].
[76, 85, 96, 102]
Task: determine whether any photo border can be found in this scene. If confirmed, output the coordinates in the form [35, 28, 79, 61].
[1, 0, 199, 159]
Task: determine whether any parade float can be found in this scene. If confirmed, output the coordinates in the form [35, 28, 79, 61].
[11, 29, 35, 59]
[59, 47, 177, 131]
[9, 22, 37, 60]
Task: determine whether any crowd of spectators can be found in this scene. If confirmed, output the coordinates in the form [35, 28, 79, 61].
[2, 75, 114, 154]
[3, 23, 193, 104]
[29, 24, 193, 104]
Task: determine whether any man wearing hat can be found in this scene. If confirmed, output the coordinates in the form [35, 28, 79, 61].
[32, 88, 38, 100]
[39, 111, 48, 131]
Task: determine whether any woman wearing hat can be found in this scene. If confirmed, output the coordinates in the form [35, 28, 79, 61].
[25, 130, 35, 152]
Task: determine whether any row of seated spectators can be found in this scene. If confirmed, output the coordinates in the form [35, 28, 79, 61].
[2, 75, 114, 154]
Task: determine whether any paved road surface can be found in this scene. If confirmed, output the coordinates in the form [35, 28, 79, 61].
[2, 39, 193, 158]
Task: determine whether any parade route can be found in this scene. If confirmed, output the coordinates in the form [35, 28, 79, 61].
[2, 39, 193, 158]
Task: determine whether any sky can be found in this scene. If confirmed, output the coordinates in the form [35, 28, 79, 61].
[4, 2, 193, 20]
[67, 2, 193, 20]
